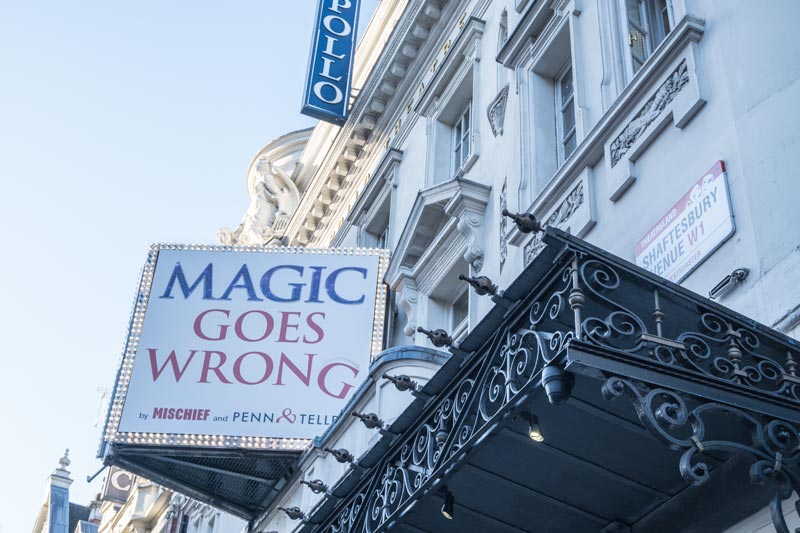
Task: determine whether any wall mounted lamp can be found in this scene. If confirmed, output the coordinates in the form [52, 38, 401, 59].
[708, 268, 749, 299]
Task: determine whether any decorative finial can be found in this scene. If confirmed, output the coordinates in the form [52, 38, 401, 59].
[59, 449, 71, 468]
[382, 373, 420, 393]
[351, 411, 385, 430]
[501, 209, 542, 233]
[323, 447, 355, 464]
[278, 507, 305, 521]
[458, 273, 497, 296]
[300, 479, 329, 494]
[417, 326, 453, 347]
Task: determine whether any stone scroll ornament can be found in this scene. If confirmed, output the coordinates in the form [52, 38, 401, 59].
[610, 59, 690, 167]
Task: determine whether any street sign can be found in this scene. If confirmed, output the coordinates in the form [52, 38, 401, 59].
[635, 161, 735, 283]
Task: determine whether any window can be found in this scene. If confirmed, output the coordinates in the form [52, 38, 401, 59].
[622, 0, 674, 75]
[417, 17, 483, 185]
[451, 290, 469, 340]
[375, 225, 389, 249]
[179, 515, 189, 533]
[509, 18, 575, 202]
[555, 64, 577, 164]
[452, 101, 472, 173]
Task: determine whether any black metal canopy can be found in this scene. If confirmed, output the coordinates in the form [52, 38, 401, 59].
[104, 444, 299, 519]
[294, 228, 800, 533]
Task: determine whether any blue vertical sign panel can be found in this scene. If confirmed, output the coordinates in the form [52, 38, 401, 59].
[302, 0, 360, 125]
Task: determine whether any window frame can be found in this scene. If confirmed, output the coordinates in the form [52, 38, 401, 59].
[555, 63, 577, 165]
[450, 288, 469, 341]
[452, 100, 472, 175]
[417, 17, 484, 186]
[620, 0, 675, 78]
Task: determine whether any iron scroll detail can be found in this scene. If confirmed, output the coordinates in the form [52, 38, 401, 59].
[306, 231, 800, 533]
[602, 376, 800, 533]
[315, 323, 568, 533]
[573, 256, 800, 403]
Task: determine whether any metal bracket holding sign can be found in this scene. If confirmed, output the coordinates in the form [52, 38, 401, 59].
[301, 0, 361, 125]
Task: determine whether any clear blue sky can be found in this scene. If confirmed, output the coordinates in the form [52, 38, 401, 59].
[0, 1, 377, 531]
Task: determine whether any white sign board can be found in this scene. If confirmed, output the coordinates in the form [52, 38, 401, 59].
[635, 161, 734, 283]
[105, 246, 388, 449]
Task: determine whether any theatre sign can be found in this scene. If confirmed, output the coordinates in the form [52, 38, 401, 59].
[103, 245, 388, 451]
[301, 0, 360, 124]
[635, 161, 735, 283]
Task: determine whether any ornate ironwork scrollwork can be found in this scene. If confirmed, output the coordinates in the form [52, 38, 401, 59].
[529, 262, 573, 327]
[602, 376, 800, 533]
[570, 255, 800, 403]
[312, 235, 800, 533]
[579, 259, 647, 352]
[316, 323, 565, 533]
[675, 312, 800, 401]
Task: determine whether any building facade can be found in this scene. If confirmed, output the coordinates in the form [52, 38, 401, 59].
[94, 467, 246, 533]
[213, 0, 800, 531]
[32, 455, 246, 533]
[32, 451, 101, 533]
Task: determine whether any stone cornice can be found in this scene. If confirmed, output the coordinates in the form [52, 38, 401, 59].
[284, 0, 452, 246]
[496, 0, 554, 67]
[386, 177, 490, 287]
[386, 178, 466, 284]
[416, 16, 486, 115]
[348, 148, 403, 226]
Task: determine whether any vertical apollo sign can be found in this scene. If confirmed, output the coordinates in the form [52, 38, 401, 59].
[104, 246, 388, 450]
[301, 0, 360, 125]
[635, 161, 735, 283]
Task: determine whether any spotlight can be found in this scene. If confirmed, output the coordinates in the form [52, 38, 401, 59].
[520, 412, 544, 442]
[528, 416, 544, 442]
[440, 486, 455, 520]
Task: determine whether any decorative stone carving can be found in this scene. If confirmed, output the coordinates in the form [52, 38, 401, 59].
[487, 85, 509, 137]
[444, 182, 492, 273]
[610, 60, 690, 167]
[216, 227, 235, 246]
[524, 181, 584, 265]
[220, 155, 301, 246]
[395, 278, 419, 337]
[499, 178, 508, 270]
[456, 210, 485, 272]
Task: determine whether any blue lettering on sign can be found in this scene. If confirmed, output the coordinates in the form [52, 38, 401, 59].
[159, 262, 368, 305]
[301, 0, 360, 125]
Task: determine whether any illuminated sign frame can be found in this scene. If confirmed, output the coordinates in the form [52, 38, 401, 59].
[103, 244, 389, 452]
[301, 0, 361, 124]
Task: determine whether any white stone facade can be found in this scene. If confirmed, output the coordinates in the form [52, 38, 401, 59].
[96, 476, 245, 533]
[241, 0, 800, 530]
